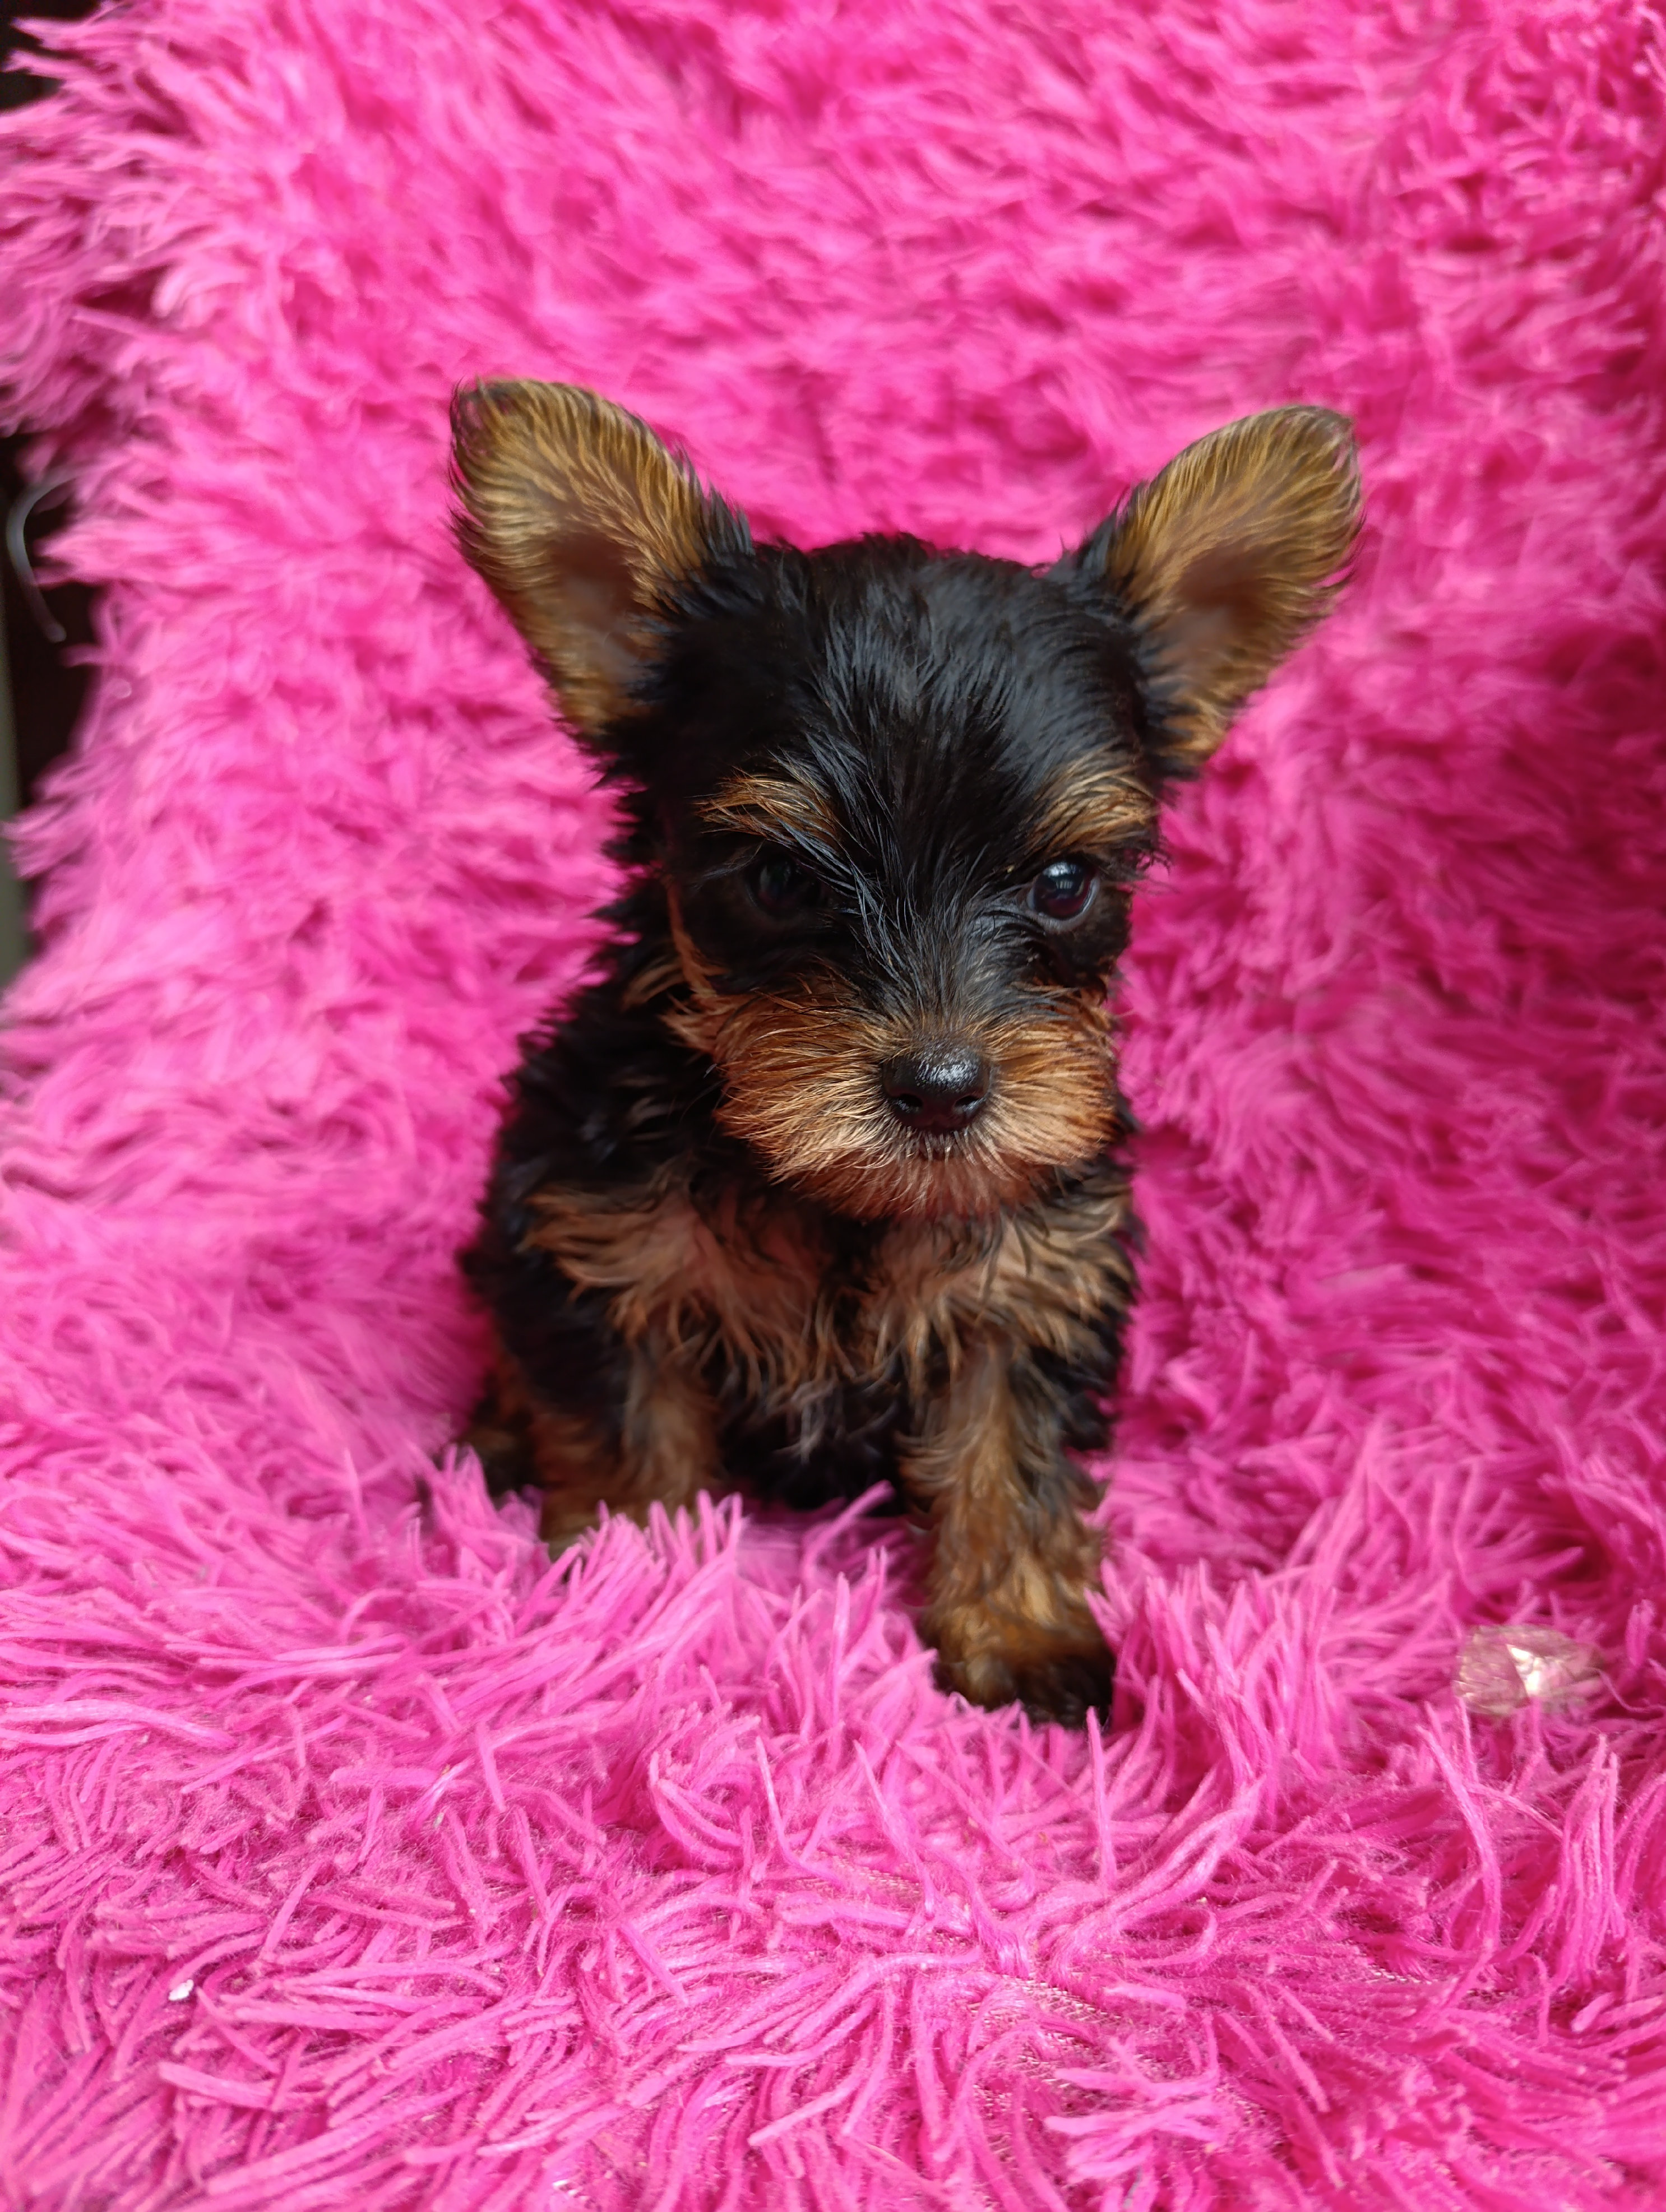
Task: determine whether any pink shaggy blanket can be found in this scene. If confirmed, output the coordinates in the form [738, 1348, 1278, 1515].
[5, 0, 1666, 2202]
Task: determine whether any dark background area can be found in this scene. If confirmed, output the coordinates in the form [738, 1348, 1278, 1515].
[3, 0, 104, 981]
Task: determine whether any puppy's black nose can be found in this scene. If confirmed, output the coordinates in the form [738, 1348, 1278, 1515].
[881, 1044, 992, 1133]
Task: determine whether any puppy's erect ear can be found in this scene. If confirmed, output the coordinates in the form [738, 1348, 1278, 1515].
[451, 381, 751, 742]
[1058, 407, 1360, 776]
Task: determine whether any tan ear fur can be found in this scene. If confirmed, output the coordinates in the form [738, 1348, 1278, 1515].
[1078, 406, 1360, 773]
[451, 380, 748, 739]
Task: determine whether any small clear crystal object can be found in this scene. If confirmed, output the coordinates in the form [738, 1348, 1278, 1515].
[1456, 1624, 1602, 1717]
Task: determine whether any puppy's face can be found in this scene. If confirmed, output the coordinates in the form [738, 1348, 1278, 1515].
[454, 386, 1359, 1220]
[642, 549, 1153, 1218]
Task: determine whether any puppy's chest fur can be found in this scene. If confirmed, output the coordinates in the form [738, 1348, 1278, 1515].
[530, 1162, 1131, 1488]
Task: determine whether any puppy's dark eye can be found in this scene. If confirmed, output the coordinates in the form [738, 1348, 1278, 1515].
[1030, 859, 1097, 923]
[751, 851, 820, 918]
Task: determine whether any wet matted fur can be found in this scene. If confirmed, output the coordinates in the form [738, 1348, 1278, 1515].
[454, 380, 1359, 1721]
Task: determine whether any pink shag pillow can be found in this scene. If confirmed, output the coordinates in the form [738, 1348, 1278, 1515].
[3, 0, 1666, 2203]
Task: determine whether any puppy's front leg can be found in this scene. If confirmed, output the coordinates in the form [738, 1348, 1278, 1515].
[905, 1343, 1112, 1723]
[470, 1328, 721, 1550]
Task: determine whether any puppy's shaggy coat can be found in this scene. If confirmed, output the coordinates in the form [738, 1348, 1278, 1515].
[454, 382, 1359, 1720]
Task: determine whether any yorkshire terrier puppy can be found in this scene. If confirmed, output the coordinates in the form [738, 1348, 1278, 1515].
[452, 382, 1359, 1723]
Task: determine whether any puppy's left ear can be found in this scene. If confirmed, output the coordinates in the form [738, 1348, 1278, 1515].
[1057, 406, 1360, 776]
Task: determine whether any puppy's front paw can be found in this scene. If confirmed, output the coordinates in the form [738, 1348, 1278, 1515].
[539, 1489, 604, 1552]
[930, 1610, 1114, 1726]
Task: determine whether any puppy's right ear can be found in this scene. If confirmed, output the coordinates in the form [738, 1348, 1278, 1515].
[451, 381, 750, 743]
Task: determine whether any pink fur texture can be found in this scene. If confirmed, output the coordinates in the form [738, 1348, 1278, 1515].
[4, 0, 1666, 2202]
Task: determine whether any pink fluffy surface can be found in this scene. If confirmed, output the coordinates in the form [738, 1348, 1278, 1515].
[4, 0, 1666, 2202]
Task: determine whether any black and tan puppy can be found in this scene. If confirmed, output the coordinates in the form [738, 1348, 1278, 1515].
[452, 383, 1359, 1723]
